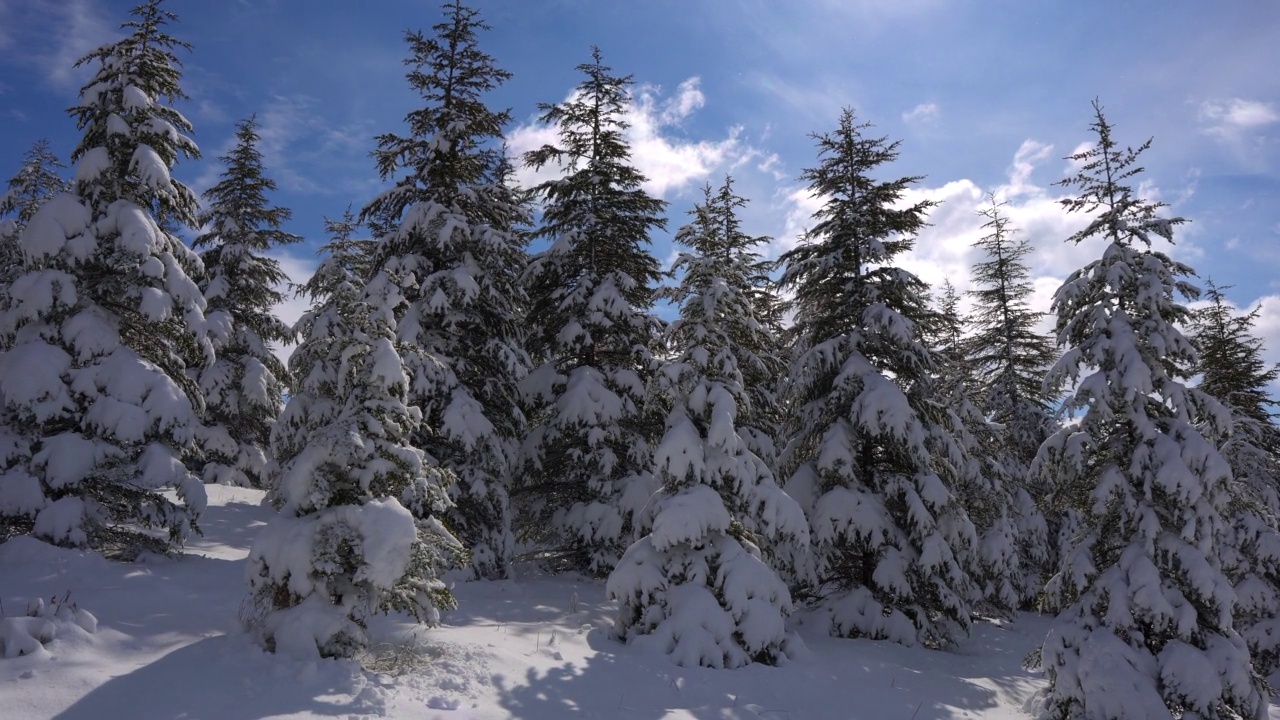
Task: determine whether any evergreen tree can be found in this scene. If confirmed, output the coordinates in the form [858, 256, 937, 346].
[246, 215, 460, 660]
[608, 178, 808, 667]
[778, 109, 977, 648]
[192, 116, 300, 488]
[965, 197, 1056, 606]
[517, 47, 667, 575]
[1033, 101, 1264, 720]
[0, 0, 211, 553]
[926, 280, 1021, 619]
[675, 179, 790, 472]
[1190, 281, 1280, 681]
[359, 2, 530, 579]
[0, 141, 71, 541]
[0, 139, 70, 287]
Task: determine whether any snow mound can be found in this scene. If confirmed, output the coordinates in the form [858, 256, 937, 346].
[0, 594, 97, 659]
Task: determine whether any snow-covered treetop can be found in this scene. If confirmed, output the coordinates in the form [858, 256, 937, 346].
[194, 115, 298, 353]
[1, 139, 71, 230]
[964, 197, 1058, 462]
[1046, 101, 1199, 413]
[1057, 100, 1183, 250]
[780, 108, 936, 352]
[69, 0, 200, 228]
[363, 0, 514, 232]
[667, 177, 784, 434]
[524, 47, 666, 306]
[196, 116, 301, 256]
[1192, 280, 1280, 427]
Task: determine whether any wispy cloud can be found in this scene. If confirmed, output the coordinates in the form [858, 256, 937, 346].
[1197, 98, 1279, 171]
[1200, 98, 1279, 137]
[0, 0, 117, 90]
[0, 0, 12, 51]
[902, 103, 940, 125]
[508, 76, 758, 199]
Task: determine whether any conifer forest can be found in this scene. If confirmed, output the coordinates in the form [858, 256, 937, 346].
[1, 2, 1278, 719]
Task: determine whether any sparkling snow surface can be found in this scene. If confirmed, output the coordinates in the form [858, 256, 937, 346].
[1, 486, 1277, 719]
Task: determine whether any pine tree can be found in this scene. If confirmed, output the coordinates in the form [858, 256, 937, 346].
[0, 140, 70, 288]
[192, 116, 300, 488]
[778, 109, 977, 648]
[246, 215, 460, 660]
[0, 0, 212, 554]
[517, 47, 667, 575]
[926, 280, 1021, 619]
[359, 2, 530, 580]
[1033, 101, 1264, 719]
[608, 178, 808, 667]
[0, 141, 71, 541]
[1190, 281, 1280, 681]
[965, 197, 1056, 606]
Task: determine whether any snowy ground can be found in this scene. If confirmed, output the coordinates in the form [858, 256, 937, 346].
[1, 487, 1276, 720]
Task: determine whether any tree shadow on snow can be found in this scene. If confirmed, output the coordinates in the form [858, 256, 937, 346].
[492, 624, 1006, 720]
[184, 497, 270, 555]
[52, 635, 384, 720]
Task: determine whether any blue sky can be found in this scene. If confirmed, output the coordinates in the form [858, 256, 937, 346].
[2, 0, 1279, 361]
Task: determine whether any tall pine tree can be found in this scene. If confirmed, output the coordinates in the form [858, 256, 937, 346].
[517, 47, 667, 575]
[965, 197, 1056, 606]
[607, 177, 807, 667]
[247, 215, 460, 659]
[193, 116, 300, 488]
[1033, 101, 1264, 720]
[0, 0, 211, 553]
[359, 1, 529, 580]
[1190, 281, 1280, 681]
[778, 109, 977, 648]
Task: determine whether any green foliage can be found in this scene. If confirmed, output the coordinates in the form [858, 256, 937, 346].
[193, 116, 300, 488]
[360, 1, 530, 579]
[779, 108, 977, 648]
[517, 47, 667, 575]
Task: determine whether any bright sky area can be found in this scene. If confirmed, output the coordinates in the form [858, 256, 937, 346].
[1, 0, 1278, 364]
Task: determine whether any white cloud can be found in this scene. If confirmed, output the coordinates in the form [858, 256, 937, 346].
[1200, 98, 1280, 135]
[508, 76, 756, 199]
[0, 0, 117, 90]
[1003, 139, 1053, 198]
[191, 94, 378, 199]
[902, 103, 940, 125]
[1198, 98, 1280, 169]
[267, 250, 321, 364]
[1064, 141, 1092, 172]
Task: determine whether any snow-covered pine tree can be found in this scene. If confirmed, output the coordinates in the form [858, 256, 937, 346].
[608, 177, 808, 668]
[266, 209, 369, 505]
[192, 116, 300, 489]
[0, 0, 212, 554]
[1189, 281, 1280, 681]
[1033, 101, 1265, 720]
[0, 141, 71, 541]
[246, 214, 461, 660]
[517, 47, 667, 575]
[778, 108, 977, 648]
[965, 197, 1056, 607]
[0, 140, 71, 290]
[359, 2, 530, 580]
[925, 280, 1021, 619]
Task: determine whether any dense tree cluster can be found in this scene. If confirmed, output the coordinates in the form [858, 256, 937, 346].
[2, 4, 1278, 716]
